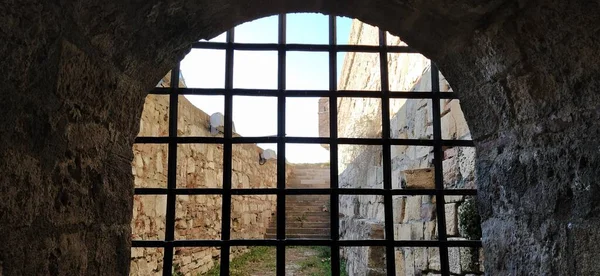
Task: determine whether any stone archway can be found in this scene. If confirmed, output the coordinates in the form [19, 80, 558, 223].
[1, 1, 599, 275]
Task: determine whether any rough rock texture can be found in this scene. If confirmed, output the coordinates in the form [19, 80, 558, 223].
[437, 3, 600, 275]
[0, 38, 144, 275]
[1, 0, 599, 275]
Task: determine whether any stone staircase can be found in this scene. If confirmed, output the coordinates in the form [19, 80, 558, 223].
[265, 164, 331, 239]
[286, 164, 330, 189]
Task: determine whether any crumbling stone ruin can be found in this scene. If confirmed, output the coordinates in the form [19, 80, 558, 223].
[321, 20, 482, 275]
[130, 93, 284, 275]
[2, 1, 600, 275]
[128, 74, 293, 274]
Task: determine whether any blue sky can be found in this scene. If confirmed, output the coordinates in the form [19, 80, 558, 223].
[179, 14, 353, 163]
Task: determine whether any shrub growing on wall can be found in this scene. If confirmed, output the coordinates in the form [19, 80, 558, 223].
[458, 196, 482, 240]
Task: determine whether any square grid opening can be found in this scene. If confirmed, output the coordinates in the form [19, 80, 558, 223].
[133, 14, 480, 276]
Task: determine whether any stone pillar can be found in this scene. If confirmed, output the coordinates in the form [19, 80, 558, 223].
[0, 40, 148, 275]
[437, 2, 600, 273]
[474, 124, 600, 275]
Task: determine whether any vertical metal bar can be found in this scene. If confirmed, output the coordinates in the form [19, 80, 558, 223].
[276, 13, 287, 276]
[328, 14, 341, 276]
[129, 12, 481, 276]
[219, 29, 235, 276]
[431, 63, 450, 275]
[378, 29, 396, 275]
[162, 64, 180, 276]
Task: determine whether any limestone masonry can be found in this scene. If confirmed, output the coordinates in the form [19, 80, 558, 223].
[130, 76, 291, 275]
[323, 20, 482, 275]
[132, 19, 482, 275]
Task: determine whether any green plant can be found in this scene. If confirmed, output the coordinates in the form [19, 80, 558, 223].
[204, 246, 276, 276]
[172, 263, 184, 276]
[458, 196, 482, 240]
[297, 246, 349, 276]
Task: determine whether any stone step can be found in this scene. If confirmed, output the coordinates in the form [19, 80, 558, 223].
[285, 196, 330, 202]
[264, 233, 330, 239]
[275, 222, 331, 228]
[290, 175, 330, 180]
[290, 173, 330, 177]
[266, 228, 330, 235]
[284, 215, 331, 222]
[290, 175, 329, 180]
[284, 205, 328, 212]
[285, 214, 331, 220]
[286, 202, 329, 206]
[292, 175, 330, 178]
[285, 204, 329, 208]
[285, 211, 330, 217]
[286, 199, 329, 204]
[285, 205, 330, 211]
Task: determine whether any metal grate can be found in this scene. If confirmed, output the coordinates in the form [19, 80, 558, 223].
[132, 14, 480, 276]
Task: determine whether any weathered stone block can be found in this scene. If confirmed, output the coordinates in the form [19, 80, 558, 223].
[395, 249, 405, 276]
[458, 147, 475, 181]
[395, 223, 412, 240]
[441, 112, 456, 139]
[368, 246, 386, 269]
[369, 223, 385, 239]
[155, 196, 167, 217]
[391, 169, 402, 189]
[445, 203, 458, 236]
[409, 222, 424, 240]
[414, 247, 429, 272]
[400, 168, 435, 189]
[403, 196, 422, 222]
[393, 197, 405, 223]
[141, 195, 157, 216]
[442, 157, 458, 187]
[449, 100, 469, 139]
[445, 195, 463, 203]
[420, 201, 436, 221]
[424, 221, 437, 240]
[404, 248, 415, 276]
[448, 246, 461, 275]
[428, 247, 441, 271]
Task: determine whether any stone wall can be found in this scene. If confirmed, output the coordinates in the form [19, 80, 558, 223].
[4, 1, 600, 275]
[130, 93, 283, 275]
[331, 20, 482, 275]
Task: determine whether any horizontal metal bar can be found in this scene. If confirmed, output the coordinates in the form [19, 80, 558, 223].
[134, 187, 476, 196]
[149, 87, 171, 95]
[440, 139, 475, 147]
[148, 87, 460, 100]
[191, 42, 420, 53]
[134, 136, 475, 147]
[132, 239, 482, 248]
[440, 189, 478, 196]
